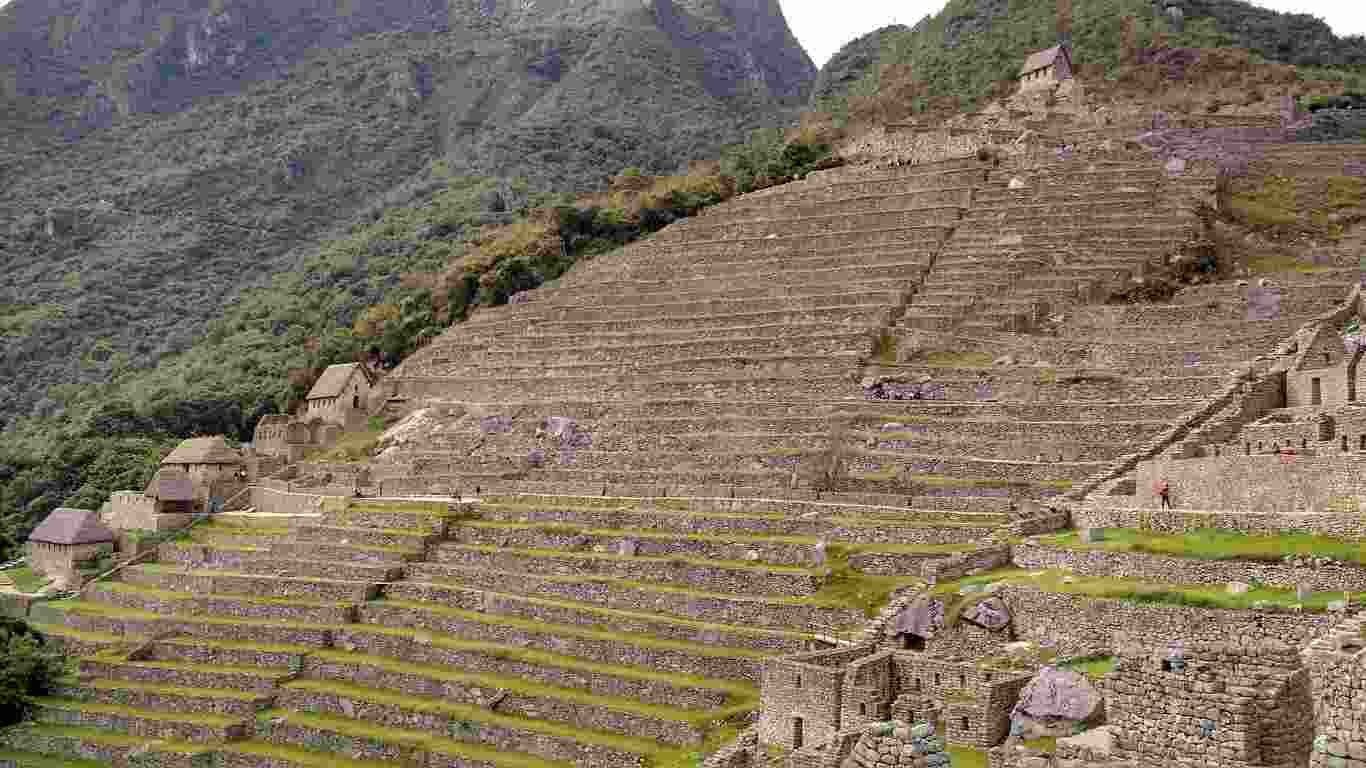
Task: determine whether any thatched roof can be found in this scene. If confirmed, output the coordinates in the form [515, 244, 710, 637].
[306, 363, 372, 400]
[28, 508, 115, 545]
[145, 467, 196, 501]
[1019, 45, 1069, 76]
[162, 436, 241, 466]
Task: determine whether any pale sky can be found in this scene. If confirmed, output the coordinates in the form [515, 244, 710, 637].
[784, 0, 1366, 66]
[0, 0, 1361, 69]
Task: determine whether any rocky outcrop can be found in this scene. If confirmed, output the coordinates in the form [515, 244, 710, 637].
[809, 24, 907, 107]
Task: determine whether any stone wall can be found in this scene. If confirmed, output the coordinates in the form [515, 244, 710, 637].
[1302, 615, 1366, 768]
[758, 644, 880, 750]
[921, 546, 1013, 585]
[998, 585, 1337, 658]
[249, 486, 334, 516]
[1012, 543, 1366, 592]
[105, 491, 157, 530]
[1134, 453, 1366, 515]
[1072, 504, 1366, 538]
[1107, 638, 1313, 768]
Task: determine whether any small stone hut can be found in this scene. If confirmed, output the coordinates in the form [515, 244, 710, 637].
[160, 436, 243, 510]
[303, 362, 375, 428]
[1018, 44, 1073, 91]
[26, 507, 116, 589]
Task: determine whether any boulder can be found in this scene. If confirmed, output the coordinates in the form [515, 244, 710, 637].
[1013, 666, 1101, 723]
[961, 596, 1011, 631]
[893, 596, 944, 639]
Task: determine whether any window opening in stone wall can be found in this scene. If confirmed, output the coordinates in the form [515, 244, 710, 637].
[1343, 435, 1349, 452]
[794, 673, 802, 689]
[792, 717, 804, 749]
[1162, 659, 1173, 672]
[1258, 442, 1264, 452]
[905, 634, 926, 652]
[1245, 442, 1251, 455]
[859, 703, 867, 715]
[1359, 435, 1365, 451]
[1325, 352, 1332, 365]
[958, 674, 966, 688]
[914, 677, 922, 691]
[960, 716, 970, 731]
[984, 672, 993, 682]
[1301, 438, 1307, 449]
[934, 673, 941, 685]
[1312, 377, 1323, 405]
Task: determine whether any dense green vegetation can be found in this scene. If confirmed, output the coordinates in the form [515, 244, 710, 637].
[0, 619, 64, 727]
[829, 0, 1366, 119]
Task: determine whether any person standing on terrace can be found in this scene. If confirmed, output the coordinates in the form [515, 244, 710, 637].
[1156, 479, 1172, 510]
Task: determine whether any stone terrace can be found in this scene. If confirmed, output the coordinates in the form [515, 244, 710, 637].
[17, 497, 884, 768]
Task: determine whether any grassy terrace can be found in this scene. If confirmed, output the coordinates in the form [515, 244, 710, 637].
[456, 519, 986, 554]
[341, 624, 758, 699]
[1, 564, 52, 594]
[375, 599, 771, 659]
[1037, 528, 1366, 565]
[296, 643, 755, 729]
[253, 706, 736, 768]
[932, 568, 1351, 612]
[477, 500, 1007, 525]
[406, 558, 914, 619]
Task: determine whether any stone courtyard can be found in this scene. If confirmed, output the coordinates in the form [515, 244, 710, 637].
[4, 44, 1366, 768]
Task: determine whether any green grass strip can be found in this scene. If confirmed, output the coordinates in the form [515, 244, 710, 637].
[342, 623, 757, 698]
[458, 520, 987, 554]
[443, 542, 815, 575]
[0, 749, 113, 768]
[933, 568, 1350, 612]
[34, 697, 247, 727]
[83, 655, 288, 678]
[297, 653, 755, 727]
[87, 678, 270, 701]
[156, 636, 317, 655]
[3, 723, 212, 754]
[129, 565, 379, 588]
[28, 623, 127, 645]
[402, 582, 812, 641]
[55, 598, 342, 633]
[224, 737, 409, 768]
[374, 598, 768, 660]
[1038, 527, 1366, 566]
[284, 677, 738, 755]
[103, 581, 352, 608]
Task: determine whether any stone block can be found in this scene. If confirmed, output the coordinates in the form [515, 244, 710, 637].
[1078, 528, 1105, 544]
[1226, 581, 1250, 595]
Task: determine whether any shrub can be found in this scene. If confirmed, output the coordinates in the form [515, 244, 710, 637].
[0, 618, 64, 726]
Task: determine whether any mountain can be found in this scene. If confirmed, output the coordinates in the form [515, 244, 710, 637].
[834, 0, 1366, 113]
[808, 24, 907, 107]
[0, 0, 815, 425]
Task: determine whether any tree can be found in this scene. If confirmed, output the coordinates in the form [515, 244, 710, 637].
[0, 619, 63, 726]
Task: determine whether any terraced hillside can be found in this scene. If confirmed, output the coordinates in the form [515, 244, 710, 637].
[6, 138, 1365, 767]
[6, 496, 1003, 767]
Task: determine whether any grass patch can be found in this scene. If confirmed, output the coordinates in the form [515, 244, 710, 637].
[2, 564, 53, 594]
[931, 568, 1349, 612]
[1232, 174, 1366, 241]
[1060, 655, 1117, 679]
[0, 749, 114, 768]
[87, 678, 270, 701]
[1022, 736, 1059, 752]
[922, 351, 994, 368]
[813, 545, 923, 617]
[1037, 528, 1366, 565]
[947, 745, 988, 768]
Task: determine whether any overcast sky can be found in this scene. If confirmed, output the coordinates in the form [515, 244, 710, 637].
[0, 0, 1360, 69]
[785, 0, 1366, 66]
